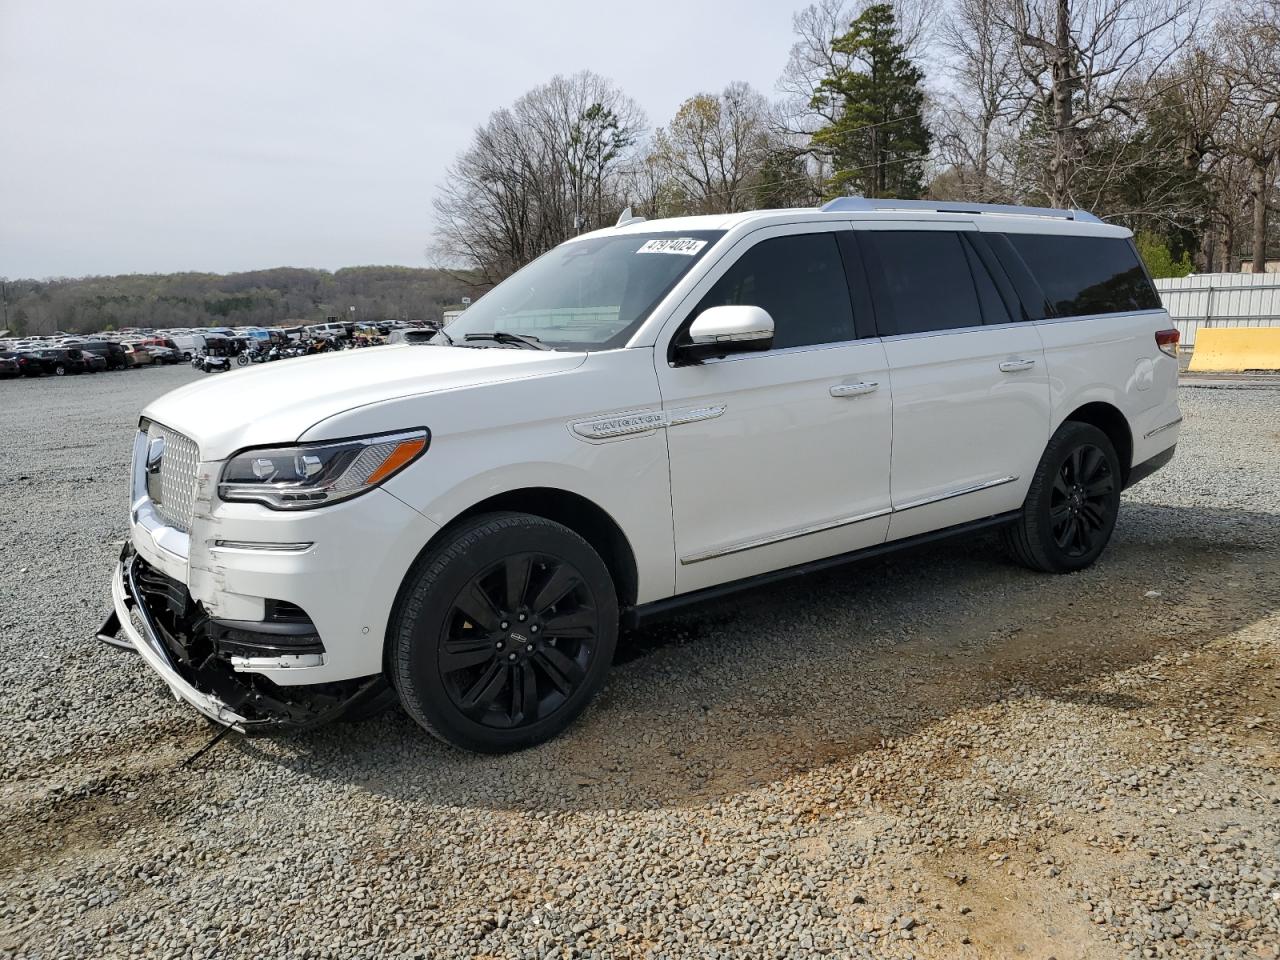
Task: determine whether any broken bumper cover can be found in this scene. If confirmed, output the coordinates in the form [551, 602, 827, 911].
[101, 547, 384, 732]
[106, 550, 252, 730]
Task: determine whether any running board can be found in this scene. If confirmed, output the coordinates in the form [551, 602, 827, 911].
[626, 511, 1019, 628]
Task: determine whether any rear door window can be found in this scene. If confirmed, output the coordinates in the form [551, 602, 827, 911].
[859, 231, 984, 335]
[1003, 234, 1161, 317]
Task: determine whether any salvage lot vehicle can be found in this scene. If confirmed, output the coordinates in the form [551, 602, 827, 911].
[122, 343, 153, 366]
[101, 199, 1182, 752]
[79, 340, 130, 371]
[34, 348, 89, 376]
[0, 354, 20, 378]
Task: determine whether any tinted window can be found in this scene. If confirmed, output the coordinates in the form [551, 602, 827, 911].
[863, 231, 984, 335]
[962, 240, 1013, 324]
[693, 233, 855, 350]
[1005, 234, 1161, 317]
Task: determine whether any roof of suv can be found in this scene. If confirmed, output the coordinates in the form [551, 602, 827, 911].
[585, 200, 1131, 243]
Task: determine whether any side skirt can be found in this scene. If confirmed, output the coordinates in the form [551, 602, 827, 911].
[625, 510, 1020, 629]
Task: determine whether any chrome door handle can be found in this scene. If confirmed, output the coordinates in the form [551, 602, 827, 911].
[999, 358, 1036, 373]
[830, 380, 879, 398]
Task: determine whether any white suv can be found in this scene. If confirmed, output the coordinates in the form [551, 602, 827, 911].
[101, 199, 1182, 752]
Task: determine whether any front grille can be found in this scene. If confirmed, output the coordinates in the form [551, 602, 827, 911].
[150, 424, 200, 532]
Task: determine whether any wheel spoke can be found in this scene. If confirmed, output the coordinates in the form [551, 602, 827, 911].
[1080, 502, 1107, 532]
[1053, 473, 1070, 498]
[460, 660, 508, 711]
[511, 663, 538, 723]
[533, 645, 584, 697]
[1085, 476, 1113, 499]
[1049, 503, 1072, 525]
[440, 637, 496, 673]
[1081, 446, 1104, 483]
[1068, 447, 1084, 482]
[455, 581, 503, 633]
[504, 554, 533, 611]
[542, 607, 596, 638]
[531, 564, 581, 615]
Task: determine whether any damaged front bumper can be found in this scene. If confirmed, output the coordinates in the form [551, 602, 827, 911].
[99, 546, 383, 732]
[103, 547, 253, 729]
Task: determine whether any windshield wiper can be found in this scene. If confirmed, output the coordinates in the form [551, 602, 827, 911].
[463, 331, 551, 351]
[431, 328, 454, 345]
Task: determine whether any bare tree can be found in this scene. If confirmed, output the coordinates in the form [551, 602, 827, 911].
[1219, 1, 1280, 271]
[932, 0, 1024, 201]
[432, 72, 645, 283]
[652, 83, 774, 214]
[1004, 0, 1202, 208]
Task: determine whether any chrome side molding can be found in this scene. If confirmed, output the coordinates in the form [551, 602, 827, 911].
[1144, 416, 1182, 440]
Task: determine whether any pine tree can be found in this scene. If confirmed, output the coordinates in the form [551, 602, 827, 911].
[811, 3, 931, 199]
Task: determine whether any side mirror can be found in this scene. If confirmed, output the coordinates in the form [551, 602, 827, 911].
[673, 305, 774, 365]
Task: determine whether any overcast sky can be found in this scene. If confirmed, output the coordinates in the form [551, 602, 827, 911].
[0, 0, 799, 279]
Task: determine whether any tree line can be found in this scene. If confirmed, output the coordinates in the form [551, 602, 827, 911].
[434, 0, 1279, 283]
[0, 267, 476, 336]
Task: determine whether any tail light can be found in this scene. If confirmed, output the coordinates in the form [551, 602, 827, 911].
[1155, 329, 1179, 359]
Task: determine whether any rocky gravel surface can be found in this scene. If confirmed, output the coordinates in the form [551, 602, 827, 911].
[1, 366, 1278, 960]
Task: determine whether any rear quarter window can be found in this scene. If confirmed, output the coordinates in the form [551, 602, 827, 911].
[1005, 234, 1161, 317]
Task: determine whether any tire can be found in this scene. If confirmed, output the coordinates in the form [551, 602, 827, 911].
[1004, 421, 1122, 574]
[390, 512, 618, 753]
[54, 363, 66, 376]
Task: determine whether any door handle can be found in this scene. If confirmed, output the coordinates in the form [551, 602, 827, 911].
[830, 380, 879, 398]
[999, 358, 1036, 373]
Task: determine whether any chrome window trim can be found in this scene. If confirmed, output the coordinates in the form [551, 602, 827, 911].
[679, 474, 1019, 565]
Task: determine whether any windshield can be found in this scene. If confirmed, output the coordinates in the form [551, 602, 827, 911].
[444, 230, 725, 351]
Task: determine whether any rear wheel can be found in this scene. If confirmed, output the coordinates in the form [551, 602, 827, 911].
[53, 363, 66, 376]
[1005, 421, 1122, 574]
[391, 512, 617, 752]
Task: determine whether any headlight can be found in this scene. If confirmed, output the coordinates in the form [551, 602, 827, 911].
[218, 429, 428, 510]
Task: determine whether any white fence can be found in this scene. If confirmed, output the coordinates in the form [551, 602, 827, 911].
[1154, 273, 1280, 346]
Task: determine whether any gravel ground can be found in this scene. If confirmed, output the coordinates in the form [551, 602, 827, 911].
[1, 365, 1278, 960]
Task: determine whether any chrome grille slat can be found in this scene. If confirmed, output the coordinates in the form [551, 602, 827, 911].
[148, 424, 199, 532]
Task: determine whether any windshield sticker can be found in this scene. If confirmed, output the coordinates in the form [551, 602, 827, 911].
[636, 238, 707, 256]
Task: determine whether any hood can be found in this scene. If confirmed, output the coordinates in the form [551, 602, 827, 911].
[143, 345, 586, 460]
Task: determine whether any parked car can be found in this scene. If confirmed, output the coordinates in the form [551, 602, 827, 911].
[82, 351, 109, 373]
[34, 348, 89, 376]
[79, 340, 129, 371]
[0, 350, 41, 377]
[0, 355, 20, 378]
[122, 344, 154, 366]
[101, 199, 1181, 753]
[149, 346, 181, 365]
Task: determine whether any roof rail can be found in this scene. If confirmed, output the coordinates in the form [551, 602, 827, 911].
[820, 197, 1102, 223]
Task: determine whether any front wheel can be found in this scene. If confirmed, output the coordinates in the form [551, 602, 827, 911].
[390, 512, 618, 753]
[1005, 421, 1122, 574]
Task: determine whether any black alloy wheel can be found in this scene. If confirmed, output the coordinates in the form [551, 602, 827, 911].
[439, 551, 599, 729]
[1005, 421, 1122, 574]
[391, 512, 618, 752]
[1050, 443, 1114, 558]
